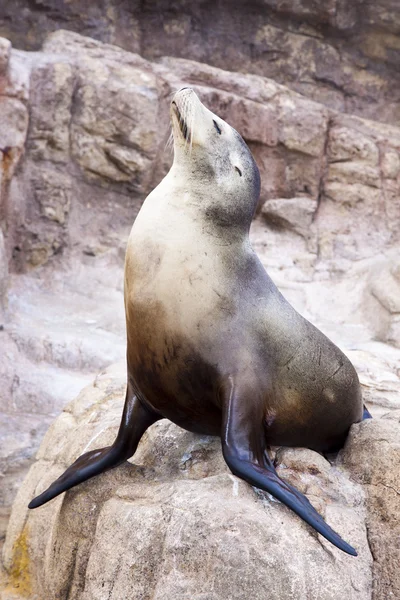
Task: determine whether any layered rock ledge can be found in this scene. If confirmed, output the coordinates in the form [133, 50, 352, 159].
[1, 0, 400, 124]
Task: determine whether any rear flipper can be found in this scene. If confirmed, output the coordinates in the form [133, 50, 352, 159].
[362, 405, 372, 420]
[28, 388, 161, 509]
[220, 378, 357, 556]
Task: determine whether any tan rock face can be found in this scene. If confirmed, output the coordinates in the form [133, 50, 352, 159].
[2, 29, 398, 286]
[32, 167, 71, 225]
[261, 197, 317, 237]
[0, 37, 11, 76]
[0, 228, 7, 310]
[341, 418, 400, 600]
[3, 365, 376, 600]
[1, 1, 400, 124]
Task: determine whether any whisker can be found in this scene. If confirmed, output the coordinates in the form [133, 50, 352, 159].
[183, 96, 189, 150]
[189, 103, 195, 156]
[164, 127, 174, 154]
[166, 90, 194, 150]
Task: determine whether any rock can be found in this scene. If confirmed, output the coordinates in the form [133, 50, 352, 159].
[261, 197, 317, 237]
[2, 364, 373, 600]
[1, 1, 400, 124]
[0, 96, 28, 220]
[28, 61, 75, 164]
[0, 228, 8, 310]
[0, 92, 29, 280]
[315, 112, 400, 266]
[381, 150, 400, 179]
[371, 272, 400, 315]
[362, 259, 400, 348]
[346, 347, 400, 421]
[0, 98, 28, 154]
[0, 37, 11, 76]
[275, 447, 331, 477]
[0, 252, 126, 540]
[32, 166, 72, 225]
[341, 419, 400, 600]
[327, 162, 381, 189]
[0, 325, 98, 542]
[327, 126, 379, 165]
[278, 95, 329, 158]
[324, 181, 382, 208]
[3, 31, 171, 273]
[69, 62, 159, 189]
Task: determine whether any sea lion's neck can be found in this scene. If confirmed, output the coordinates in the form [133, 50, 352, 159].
[131, 176, 249, 261]
[157, 166, 255, 237]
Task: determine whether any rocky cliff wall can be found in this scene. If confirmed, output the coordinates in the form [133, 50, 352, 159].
[0, 1, 400, 125]
[1, 30, 399, 336]
[2, 364, 399, 600]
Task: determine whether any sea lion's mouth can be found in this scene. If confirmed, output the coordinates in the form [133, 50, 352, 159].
[172, 101, 190, 142]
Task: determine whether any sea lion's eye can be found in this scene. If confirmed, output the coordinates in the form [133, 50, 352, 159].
[213, 120, 222, 135]
[235, 166, 242, 177]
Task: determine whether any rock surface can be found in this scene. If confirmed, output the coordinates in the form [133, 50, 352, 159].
[261, 196, 318, 237]
[1, 0, 400, 125]
[341, 417, 400, 600]
[2, 364, 399, 600]
[0, 364, 378, 600]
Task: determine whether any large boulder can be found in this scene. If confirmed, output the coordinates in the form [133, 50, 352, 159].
[341, 416, 400, 600]
[5, 363, 400, 599]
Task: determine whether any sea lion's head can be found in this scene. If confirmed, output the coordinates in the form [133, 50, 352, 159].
[170, 88, 260, 229]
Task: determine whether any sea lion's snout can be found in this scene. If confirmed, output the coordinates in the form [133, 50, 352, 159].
[171, 87, 195, 113]
[171, 88, 221, 150]
[171, 88, 196, 143]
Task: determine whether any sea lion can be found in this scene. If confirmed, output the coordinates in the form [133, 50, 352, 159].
[29, 88, 367, 556]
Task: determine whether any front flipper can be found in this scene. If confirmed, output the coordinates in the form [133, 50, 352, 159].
[28, 387, 161, 509]
[220, 378, 357, 556]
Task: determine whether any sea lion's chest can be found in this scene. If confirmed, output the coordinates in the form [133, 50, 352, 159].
[123, 213, 238, 429]
[125, 287, 224, 435]
[124, 199, 243, 350]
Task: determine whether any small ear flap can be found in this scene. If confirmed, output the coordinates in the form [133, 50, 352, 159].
[213, 119, 222, 134]
[219, 378, 357, 556]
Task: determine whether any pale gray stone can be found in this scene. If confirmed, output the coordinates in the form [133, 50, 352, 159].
[3, 366, 374, 600]
[341, 419, 400, 600]
[261, 197, 317, 236]
[0, 229, 8, 310]
[0, 37, 11, 76]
